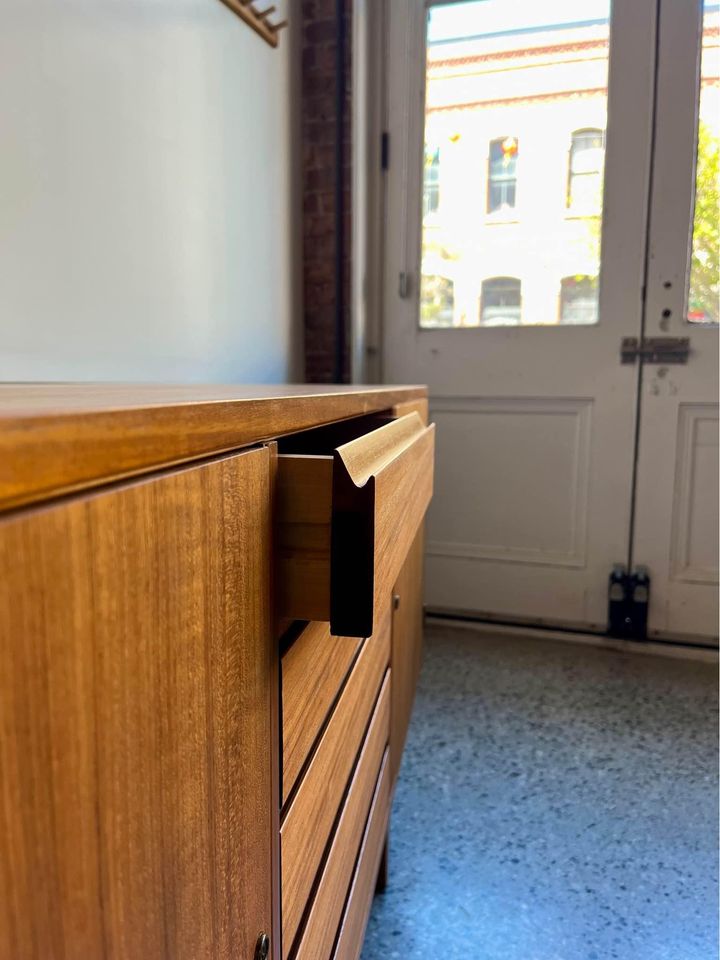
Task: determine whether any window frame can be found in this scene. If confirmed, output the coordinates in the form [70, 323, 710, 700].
[487, 136, 519, 215]
[480, 276, 523, 326]
[558, 275, 600, 325]
[567, 128, 606, 211]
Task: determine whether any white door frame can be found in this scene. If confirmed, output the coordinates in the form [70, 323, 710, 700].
[631, 0, 719, 642]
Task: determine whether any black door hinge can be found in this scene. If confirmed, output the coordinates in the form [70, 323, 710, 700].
[608, 564, 650, 640]
[381, 131, 390, 171]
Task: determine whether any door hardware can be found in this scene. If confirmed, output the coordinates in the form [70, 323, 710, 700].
[607, 565, 650, 640]
[254, 933, 270, 960]
[381, 131, 390, 171]
[621, 336, 690, 364]
[398, 272, 411, 299]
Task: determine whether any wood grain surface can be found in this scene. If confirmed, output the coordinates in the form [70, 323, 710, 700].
[281, 623, 363, 804]
[280, 615, 390, 954]
[332, 414, 435, 636]
[277, 414, 435, 636]
[276, 456, 334, 623]
[0, 384, 426, 511]
[390, 398, 429, 424]
[332, 752, 391, 960]
[390, 525, 425, 784]
[0, 447, 275, 960]
[290, 678, 389, 960]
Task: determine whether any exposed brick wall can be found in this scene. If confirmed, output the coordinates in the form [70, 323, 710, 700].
[301, 0, 352, 382]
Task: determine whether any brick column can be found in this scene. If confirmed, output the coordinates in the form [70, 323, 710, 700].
[301, 0, 352, 382]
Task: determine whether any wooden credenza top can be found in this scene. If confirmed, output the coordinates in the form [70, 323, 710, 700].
[0, 383, 427, 511]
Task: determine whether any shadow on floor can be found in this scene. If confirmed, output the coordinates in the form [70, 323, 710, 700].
[361, 624, 718, 960]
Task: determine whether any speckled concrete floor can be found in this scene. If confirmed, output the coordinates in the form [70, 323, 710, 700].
[361, 625, 718, 960]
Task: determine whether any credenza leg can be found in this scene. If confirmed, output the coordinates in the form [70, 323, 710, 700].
[375, 830, 389, 894]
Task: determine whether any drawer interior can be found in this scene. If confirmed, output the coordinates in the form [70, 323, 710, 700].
[277, 413, 393, 456]
[277, 413, 435, 637]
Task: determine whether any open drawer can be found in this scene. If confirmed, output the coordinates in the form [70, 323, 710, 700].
[277, 412, 435, 637]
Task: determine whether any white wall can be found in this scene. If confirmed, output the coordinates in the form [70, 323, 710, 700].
[0, 0, 298, 382]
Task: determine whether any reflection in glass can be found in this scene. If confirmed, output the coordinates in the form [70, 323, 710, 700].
[480, 277, 522, 326]
[423, 147, 441, 216]
[420, 275, 455, 328]
[568, 130, 605, 211]
[488, 137, 518, 213]
[688, 2, 719, 324]
[560, 276, 599, 325]
[419, 0, 610, 328]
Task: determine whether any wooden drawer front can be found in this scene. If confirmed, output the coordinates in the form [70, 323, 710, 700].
[282, 623, 363, 804]
[293, 683, 390, 960]
[281, 617, 390, 953]
[332, 750, 391, 960]
[278, 413, 435, 637]
[390, 525, 425, 784]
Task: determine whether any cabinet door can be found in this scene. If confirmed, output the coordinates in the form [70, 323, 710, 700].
[0, 448, 274, 960]
[389, 526, 425, 783]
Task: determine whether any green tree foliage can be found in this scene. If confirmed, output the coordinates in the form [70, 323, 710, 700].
[689, 119, 719, 322]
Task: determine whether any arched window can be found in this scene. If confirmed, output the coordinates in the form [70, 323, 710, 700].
[480, 277, 522, 326]
[488, 137, 518, 213]
[568, 129, 605, 209]
[423, 146, 440, 216]
[559, 276, 599, 325]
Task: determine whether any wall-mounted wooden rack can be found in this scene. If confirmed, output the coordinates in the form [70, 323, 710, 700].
[220, 0, 288, 47]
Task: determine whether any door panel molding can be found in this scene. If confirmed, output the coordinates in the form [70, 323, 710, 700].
[427, 397, 592, 569]
[669, 402, 719, 585]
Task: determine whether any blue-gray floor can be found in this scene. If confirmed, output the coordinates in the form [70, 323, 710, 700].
[362, 625, 718, 960]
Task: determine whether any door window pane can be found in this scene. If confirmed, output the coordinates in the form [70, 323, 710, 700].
[688, 2, 719, 324]
[420, 0, 610, 328]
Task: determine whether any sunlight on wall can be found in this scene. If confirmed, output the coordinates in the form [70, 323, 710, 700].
[0, 0, 296, 382]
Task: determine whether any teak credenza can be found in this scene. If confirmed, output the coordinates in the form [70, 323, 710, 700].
[0, 384, 434, 960]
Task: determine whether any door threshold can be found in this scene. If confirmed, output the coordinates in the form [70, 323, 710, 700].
[425, 611, 718, 663]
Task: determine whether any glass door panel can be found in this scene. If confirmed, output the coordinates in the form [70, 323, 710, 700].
[420, 0, 611, 329]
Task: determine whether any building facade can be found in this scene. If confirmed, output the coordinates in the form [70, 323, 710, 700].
[420, 11, 719, 328]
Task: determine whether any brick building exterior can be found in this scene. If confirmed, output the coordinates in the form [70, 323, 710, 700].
[301, 0, 352, 382]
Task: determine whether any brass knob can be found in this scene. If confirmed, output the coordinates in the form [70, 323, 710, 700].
[254, 933, 270, 960]
[393, 594, 401, 610]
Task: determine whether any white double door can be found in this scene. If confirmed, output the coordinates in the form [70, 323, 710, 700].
[380, 0, 718, 642]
